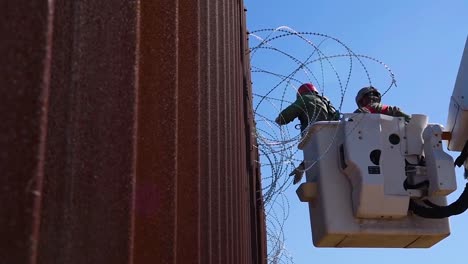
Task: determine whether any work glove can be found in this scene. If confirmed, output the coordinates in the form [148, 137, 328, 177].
[454, 141, 468, 167]
[333, 110, 341, 121]
[289, 162, 305, 184]
[275, 116, 283, 125]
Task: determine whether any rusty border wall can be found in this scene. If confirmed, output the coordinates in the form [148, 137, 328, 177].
[0, 1, 266, 263]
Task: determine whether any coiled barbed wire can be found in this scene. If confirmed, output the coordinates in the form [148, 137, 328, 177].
[249, 27, 397, 264]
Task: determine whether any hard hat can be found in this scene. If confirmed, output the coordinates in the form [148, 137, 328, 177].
[355, 86, 381, 107]
[298, 83, 318, 94]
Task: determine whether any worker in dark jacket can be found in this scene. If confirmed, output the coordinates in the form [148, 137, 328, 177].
[354, 86, 411, 122]
[275, 83, 340, 184]
[275, 83, 339, 131]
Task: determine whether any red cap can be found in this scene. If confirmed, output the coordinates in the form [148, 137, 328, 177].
[298, 83, 318, 94]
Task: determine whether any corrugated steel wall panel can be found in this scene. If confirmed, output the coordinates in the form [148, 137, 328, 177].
[0, 2, 51, 263]
[40, 1, 137, 264]
[0, 0, 266, 263]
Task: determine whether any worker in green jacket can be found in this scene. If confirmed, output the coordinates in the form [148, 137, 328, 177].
[275, 83, 340, 184]
[275, 83, 340, 131]
[354, 86, 411, 122]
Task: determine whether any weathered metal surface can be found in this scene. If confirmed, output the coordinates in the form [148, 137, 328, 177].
[37, 1, 138, 264]
[0, 0, 265, 263]
[0, 1, 52, 263]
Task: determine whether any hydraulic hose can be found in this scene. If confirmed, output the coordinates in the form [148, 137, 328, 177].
[409, 183, 468, 219]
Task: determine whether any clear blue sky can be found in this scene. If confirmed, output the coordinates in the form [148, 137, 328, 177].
[245, 1, 468, 263]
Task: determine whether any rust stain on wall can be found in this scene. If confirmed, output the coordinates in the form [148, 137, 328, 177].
[0, 0, 265, 264]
